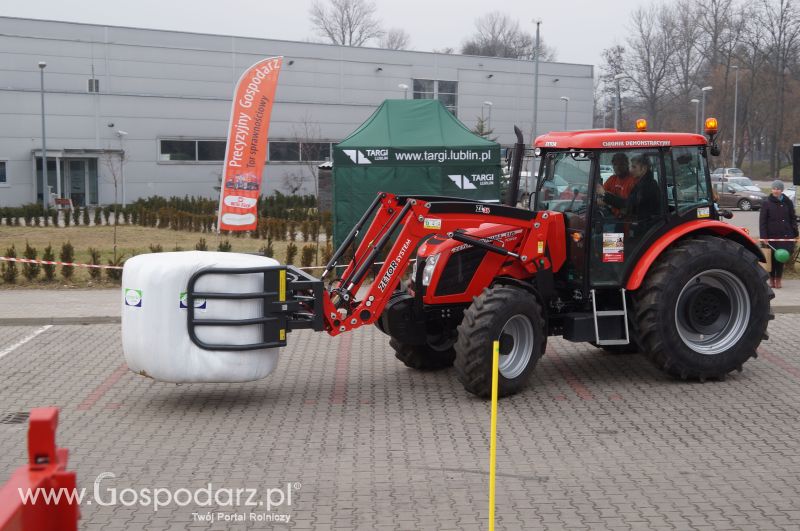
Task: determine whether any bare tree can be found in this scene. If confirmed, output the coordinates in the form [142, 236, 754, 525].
[283, 113, 326, 196]
[309, 0, 383, 46]
[756, 0, 800, 174]
[669, 0, 706, 130]
[461, 12, 556, 60]
[623, 5, 677, 129]
[379, 28, 410, 50]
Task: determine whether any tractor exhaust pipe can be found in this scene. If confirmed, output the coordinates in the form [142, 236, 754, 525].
[506, 126, 525, 207]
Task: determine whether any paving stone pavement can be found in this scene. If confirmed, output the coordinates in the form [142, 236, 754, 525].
[1, 317, 800, 530]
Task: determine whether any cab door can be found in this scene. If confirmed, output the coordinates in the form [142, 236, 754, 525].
[589, 150, 668, 287]
[535, 152, 594, 290]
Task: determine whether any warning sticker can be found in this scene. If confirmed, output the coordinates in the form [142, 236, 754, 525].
[423, 218, 442, 230]
[697, 206, 710, 219]
[537, 241, 545, 254]
[602, 233, 625, 263]
[124, 289, 142, 307]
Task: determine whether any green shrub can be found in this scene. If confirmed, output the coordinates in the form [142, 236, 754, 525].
[260, 237, 274, 258]
[106, 254, 125, 282]
[22, 242, 40, 281]
[72, 208, 81, 226]
[217, 239, 232, 252]
[149, 243, 164, 253]
[321, 243, 333, 265]
[60, 241, 75, 280]
[1, 245, 18, 284]
[288, 221, 297, 242]
[103, 207, 111, 225]
[195, 238, 208, 251]
[300, 245, 315, 267]
[63, 209, 72, 227]
[93, 208, 102, 226]
[51, 209, 58, 227]
[88, 247, 102, 280]
[82, 207, 90, 226]
[42, 245, 56, 281]
[285, 242, 298, 264]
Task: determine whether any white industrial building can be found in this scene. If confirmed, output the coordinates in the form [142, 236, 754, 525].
[0, 16, 594, 207]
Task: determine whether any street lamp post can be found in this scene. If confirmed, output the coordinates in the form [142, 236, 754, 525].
[731, 66, 739, 167]
[701, 85, 713, 129]
[398, 83, 409, 99]
[690, 98, 700, 134]
[613, 73, 627, 130]
[38, 61, 48, 211]
[482, 101, 493, 131]
[560, 96, 570, 130]
[531, 19, 542, 142]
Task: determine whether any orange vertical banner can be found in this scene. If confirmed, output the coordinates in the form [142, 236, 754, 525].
[217, 56, 282, 231]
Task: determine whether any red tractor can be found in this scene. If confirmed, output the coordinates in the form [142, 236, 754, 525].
[187, 120, 772, 397]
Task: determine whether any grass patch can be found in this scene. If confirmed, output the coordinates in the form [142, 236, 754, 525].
[0, 225, 302, 288]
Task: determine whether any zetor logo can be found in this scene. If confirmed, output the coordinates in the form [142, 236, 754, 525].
[475, 205, 491, 214]
[378, 238, 412, 292]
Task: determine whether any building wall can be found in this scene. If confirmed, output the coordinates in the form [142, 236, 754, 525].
[0, 17, 594, 207]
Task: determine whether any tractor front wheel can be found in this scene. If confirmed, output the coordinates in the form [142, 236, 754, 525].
[634, 236, 773, 380]
[454, 285, 546, 397]
[390, 338, 456, 371]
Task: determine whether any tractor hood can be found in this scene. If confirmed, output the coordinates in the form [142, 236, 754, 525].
[418, 223, 525, 258]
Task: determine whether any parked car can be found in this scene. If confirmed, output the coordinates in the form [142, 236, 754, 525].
[711, 167, 745, 178]
[712, 182, 765, 211]
[723, 176, 761, 193]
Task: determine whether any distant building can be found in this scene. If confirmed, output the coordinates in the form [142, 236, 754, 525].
[0, 17, 594, 207]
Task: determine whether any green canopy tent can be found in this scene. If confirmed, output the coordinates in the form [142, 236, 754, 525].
[332, 99, 501, 246]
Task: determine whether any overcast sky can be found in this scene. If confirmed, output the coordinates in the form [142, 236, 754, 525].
[1, 0, 661, 68]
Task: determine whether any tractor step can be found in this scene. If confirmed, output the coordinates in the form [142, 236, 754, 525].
[590, 288, 630, 346]
[186, 265, 324, 351]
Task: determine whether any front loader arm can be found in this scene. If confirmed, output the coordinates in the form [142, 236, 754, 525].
[322, 193, 561, 337]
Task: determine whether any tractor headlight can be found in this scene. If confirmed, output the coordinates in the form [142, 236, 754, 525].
[411, 258, 418, 280]
[421, 253, 440, 286]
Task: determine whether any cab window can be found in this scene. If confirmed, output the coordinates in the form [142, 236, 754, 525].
[669, 147, 709, 213]
[535, 152, 592, 213]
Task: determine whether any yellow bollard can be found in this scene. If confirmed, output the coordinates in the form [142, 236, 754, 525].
[488, 340, 499, 531]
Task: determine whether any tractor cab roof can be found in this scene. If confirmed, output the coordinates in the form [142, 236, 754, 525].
[534, 129, 708, 150]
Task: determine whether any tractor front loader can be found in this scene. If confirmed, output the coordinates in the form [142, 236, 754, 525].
[186, 121, 773, 398]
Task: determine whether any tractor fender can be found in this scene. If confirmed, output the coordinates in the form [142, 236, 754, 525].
[491, 276, 550, 333]
[625, 220, 764, 291]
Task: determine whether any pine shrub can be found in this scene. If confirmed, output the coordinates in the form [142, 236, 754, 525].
[60, 241, 75, 280]
[22, 242, 40, 281]
[1, 245, 18, 284]
[88, 247, 102, 280]
[82, 207, 90, 226]
[300, 245, 315, 267]
[93, 208, 102, 226]
[72, 208, 81, 226]
[63, 209, 72, 227]
[195, 238, 208, 251]
[285, 242, 298, 264]
[42, 245, 56, 281]
[217, 239, 232, 252]
[149, 243, 164, 253]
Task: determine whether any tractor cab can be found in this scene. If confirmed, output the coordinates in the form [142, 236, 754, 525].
[532, 120, 718, 295]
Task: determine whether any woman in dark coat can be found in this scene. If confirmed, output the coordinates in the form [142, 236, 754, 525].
[759, 180, 798, 288]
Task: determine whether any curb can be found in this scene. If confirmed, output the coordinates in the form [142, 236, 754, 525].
[0, 316, 121, 326]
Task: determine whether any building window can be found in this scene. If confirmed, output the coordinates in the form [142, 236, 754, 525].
[413, 79, 458, 114]
[88, 78, 100, 93]
[159, 139, 226, 162]
[0, 160, 6, 184]
[269, 141, 332, 162]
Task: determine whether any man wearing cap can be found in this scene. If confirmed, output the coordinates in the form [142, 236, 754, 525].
[760, 180, 798, 288]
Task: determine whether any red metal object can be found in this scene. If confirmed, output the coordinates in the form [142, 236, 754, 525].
[625, 220, 762, 291]
[0, 408, 80, 531]
[323, 193, 565, 336]
[534, 129, 708, 150]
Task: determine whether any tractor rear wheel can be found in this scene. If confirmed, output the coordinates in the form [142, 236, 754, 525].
[454, 285, 546, 397]
[390, 338, 456, 371]
[634, 235, 773, 380]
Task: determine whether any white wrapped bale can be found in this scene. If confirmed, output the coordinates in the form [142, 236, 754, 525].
[121, 251, 281, 383]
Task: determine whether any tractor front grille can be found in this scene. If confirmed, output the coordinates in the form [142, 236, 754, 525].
[435, 247, 488, 296]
